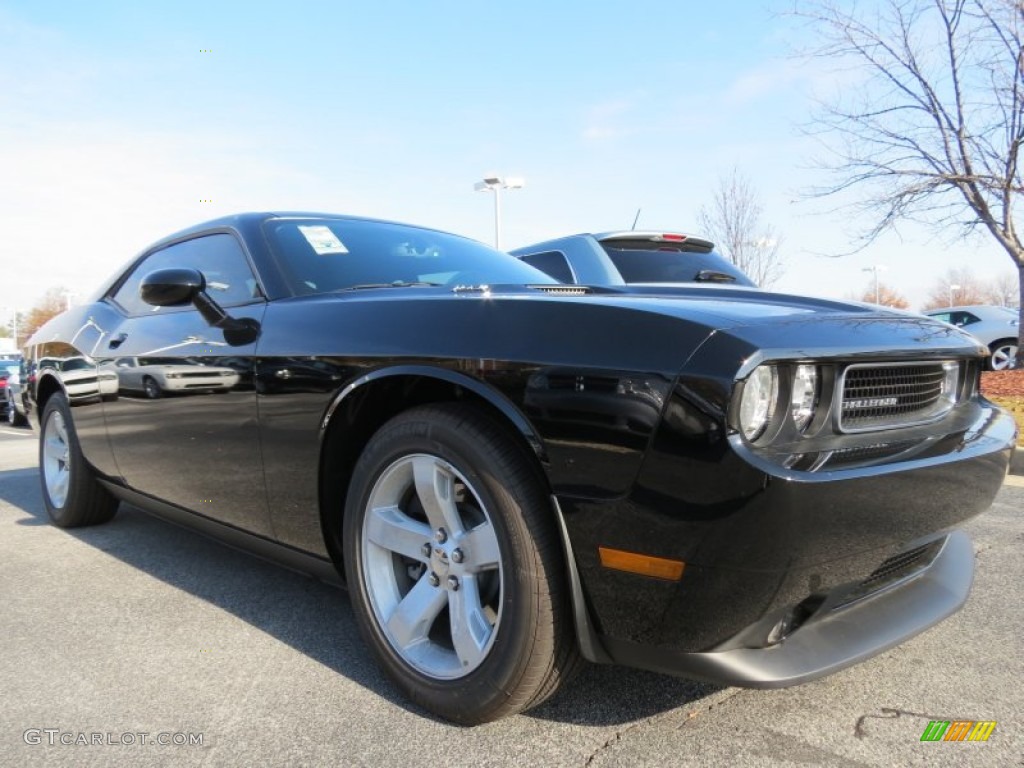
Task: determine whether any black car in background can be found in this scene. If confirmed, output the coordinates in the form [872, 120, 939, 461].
[23, 212, 1017, 724]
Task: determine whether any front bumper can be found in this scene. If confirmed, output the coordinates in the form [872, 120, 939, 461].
[600, 530, 973, 686]
[555, 393, 1014, 685]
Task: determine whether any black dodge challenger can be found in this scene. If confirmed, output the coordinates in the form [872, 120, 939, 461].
[24, 213, 1016, 724]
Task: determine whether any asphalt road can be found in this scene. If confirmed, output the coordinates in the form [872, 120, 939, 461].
[1, 423, 1021, 767]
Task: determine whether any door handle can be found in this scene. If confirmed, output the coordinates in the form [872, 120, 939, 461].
[274, 369, 292, 380]
[108, 333, 128, 349]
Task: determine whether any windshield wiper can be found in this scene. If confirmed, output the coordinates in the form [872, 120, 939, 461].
[338, 281, 441, 291]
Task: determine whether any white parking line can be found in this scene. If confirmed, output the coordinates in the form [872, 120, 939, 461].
[0, 428, 33, 438]
[1005, 474, 1024, 488]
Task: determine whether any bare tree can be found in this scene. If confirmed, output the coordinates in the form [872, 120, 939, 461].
[921, 267, 990, 308]
[857, 281, 911, 308]
[697, 168, 785, 288]
[798, 0, 1024, 366]
[984, 271, 1022, 305]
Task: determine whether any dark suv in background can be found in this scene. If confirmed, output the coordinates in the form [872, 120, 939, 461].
[510, 231, 754, 287]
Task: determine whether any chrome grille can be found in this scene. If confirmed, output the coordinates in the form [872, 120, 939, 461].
[838, 362, 956, 432]
[820, 439, 922, 469]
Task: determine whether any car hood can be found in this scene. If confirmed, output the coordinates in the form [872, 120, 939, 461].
[264, 284, 987, 379]
[552, 286, 986, 360]
[297, 283, 986, 348]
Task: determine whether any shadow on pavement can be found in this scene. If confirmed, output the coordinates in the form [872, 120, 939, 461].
[0, 466, 722, 727]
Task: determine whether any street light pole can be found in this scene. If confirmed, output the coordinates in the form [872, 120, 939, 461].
[861, 265, 887, 304]
[2, 307, 17, 348]
[492, 185, 502, 250]
[948, 283, 960, 307]
[474, 175, 525, 249]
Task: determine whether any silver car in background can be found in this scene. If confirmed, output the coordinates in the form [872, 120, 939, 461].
[113, 356, 240, 398]
[922, 305, 1020, 370]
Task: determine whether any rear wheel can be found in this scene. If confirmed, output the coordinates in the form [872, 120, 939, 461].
[343, 403, 578, 724]
[988, 340, 1019, 370]
[39, 393, 118, 527]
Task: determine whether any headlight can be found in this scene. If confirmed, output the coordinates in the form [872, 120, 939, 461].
[739, 365, 778, 441]
[939, 361, 960, 404]
[790, 364, 819, 432]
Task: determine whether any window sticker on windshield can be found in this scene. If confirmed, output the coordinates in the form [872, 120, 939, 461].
[298, 225, 349, 255]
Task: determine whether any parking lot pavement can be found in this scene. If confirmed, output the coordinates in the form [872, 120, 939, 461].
[1, 425, 1021, 767]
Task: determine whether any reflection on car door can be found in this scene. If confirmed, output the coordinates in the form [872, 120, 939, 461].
[99, 234, 272, 535]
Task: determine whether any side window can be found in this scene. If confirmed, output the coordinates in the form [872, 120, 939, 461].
[955, 312, 980, 327]
[929, 312, 951, 323]
[518, 251, 575, 283]
[110, 234, 261, 316]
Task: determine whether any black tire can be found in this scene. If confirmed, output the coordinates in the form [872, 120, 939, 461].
[8, 393, 28, 427]
[343, 403, 578, 724]
[8, 393, 28, 430]
[987, 340, 1019, 371]
[39, 393, 118, 528]
[142, 376, 162, 399]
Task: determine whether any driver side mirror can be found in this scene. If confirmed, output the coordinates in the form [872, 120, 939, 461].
[140, 268, 205, 307]
[139, 268, 259, 346]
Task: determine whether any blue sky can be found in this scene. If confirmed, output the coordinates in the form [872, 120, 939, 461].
[0, 1, 1015, 317]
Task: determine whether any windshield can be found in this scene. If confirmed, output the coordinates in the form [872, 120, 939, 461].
[602, 244, 756, 287]
[264, 218, 556, 295]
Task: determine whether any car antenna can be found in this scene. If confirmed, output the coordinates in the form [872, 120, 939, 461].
[631, 208, 641, 230]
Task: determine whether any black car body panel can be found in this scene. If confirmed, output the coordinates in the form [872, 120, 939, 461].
[24, 213, 1017, 704]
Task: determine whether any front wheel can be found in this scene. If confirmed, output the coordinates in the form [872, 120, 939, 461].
[988, 340, 1019, 370]
[142, 376, 162, 399]
[343, 404, 578, 724]
[7, 393, 28, 427]
[39, 393, 118, 527]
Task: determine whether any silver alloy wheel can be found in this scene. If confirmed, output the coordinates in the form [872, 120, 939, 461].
[990, 343, 1019, 370]
[42, 409, 71, 508]
[361, 453, 503, 680]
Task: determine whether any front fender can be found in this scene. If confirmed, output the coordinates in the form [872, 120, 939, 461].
[321, 364, 549, 463]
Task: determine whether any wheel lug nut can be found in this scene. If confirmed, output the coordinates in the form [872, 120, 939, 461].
[447, 576, 459, 591]
[435, 528, 448, 544]
[421, 542, 432, 558]
[428, 572, 440, 587]
[451, 548, 464, 563]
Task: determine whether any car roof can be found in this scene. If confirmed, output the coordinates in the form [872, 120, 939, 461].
[151, 211, 469, 248]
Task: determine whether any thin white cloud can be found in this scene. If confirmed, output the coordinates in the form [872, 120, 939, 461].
[722, 56, 864, 108]
[721, 59, 807, 106]
[581, 99, 633, 142]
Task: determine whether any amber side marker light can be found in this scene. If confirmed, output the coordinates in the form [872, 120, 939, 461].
[598, 547, 686, 581]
